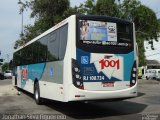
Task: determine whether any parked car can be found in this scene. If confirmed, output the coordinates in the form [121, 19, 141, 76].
[4, 70, 12, 79]
[0, 72, 4, 80]
[156, 70, 160, 80]
[144, 69, 156, 80]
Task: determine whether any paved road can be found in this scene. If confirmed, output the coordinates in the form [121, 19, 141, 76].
[0, 79, 160, 120]
[0, 78, 12, 86]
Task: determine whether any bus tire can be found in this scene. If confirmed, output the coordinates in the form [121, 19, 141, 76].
[34, 82, 42, 105]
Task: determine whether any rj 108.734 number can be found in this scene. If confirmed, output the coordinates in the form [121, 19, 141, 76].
[83, 76, 105, 80]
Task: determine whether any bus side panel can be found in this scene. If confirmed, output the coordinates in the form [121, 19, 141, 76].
[17, 61, 64, 101]
[17, 66, 21, 88]
[39, 61, 64, 101]
[17, 63, 46, 94]
[39, 81, 63, 101]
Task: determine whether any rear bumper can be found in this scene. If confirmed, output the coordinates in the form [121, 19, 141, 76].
[67, 82, 137, 102]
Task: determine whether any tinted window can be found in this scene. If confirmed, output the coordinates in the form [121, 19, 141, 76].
[13, 24, 68, 66]
[32, 41, 40, 63]
[117, 23, 132, 43]
[13, 51, 21, 66]
[20, 45, 33, 65]
[47, 30, 59, 61]
[76, 17, 133, 54]
[59, 24, 68, 60]
[39, 37, 48, 62]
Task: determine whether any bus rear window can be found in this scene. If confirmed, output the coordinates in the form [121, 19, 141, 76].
[117, 23, 131, 43]
[80, 20, 117, 41]
[79, 20, 132, 47]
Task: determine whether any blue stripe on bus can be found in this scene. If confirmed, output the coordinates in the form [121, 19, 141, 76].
[115, 52, 134, 81]
[20, 63, 46, 88]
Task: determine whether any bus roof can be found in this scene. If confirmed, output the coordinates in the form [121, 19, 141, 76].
[76, 15, 133, 24]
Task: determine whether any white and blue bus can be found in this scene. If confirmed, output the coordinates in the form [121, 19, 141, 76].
[13, 15, 138, 104]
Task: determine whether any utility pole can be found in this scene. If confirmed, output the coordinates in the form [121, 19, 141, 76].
[0, 50, 3, 62]
[7, 54, 9, 63]
[18, 0, 25, 37]
[0, 50, 3, 72]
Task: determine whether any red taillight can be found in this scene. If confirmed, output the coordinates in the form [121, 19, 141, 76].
[79, 85, 84, 90]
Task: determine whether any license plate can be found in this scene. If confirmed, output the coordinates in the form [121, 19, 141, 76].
[102, 82, 114, 87]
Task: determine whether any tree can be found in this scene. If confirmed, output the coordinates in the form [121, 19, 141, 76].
[2, 63, 9, 72]
[119, 0, 159, 66]
[14, 0, 70, 48]
[0, 51, 3, 66]
[75, 0, 96, 15]
[134, 5, 159, 66]
[121, 0, 159, 40]
[134, 5, 159, 39]
[96, 0, 119, 17]
[120, 0, 141, 20]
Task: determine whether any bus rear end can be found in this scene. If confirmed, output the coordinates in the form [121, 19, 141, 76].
[69, 15, 137, 101]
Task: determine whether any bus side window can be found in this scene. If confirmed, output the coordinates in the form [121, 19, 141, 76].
[32, 41, 40, 63]
[59, 24, 68, 60]
[47, 30, 59, 61]
[38, 37, 48, 63]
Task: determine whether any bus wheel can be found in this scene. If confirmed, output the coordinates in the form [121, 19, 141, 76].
[34, 82, 42, 105]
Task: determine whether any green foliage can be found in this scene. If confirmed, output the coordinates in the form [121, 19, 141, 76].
[96, 0, 119, 17]
[63, 6, 80, 17]
[2, 63, 9, 72]
[76, 0, 96, 15]
[134, 5, 159, 40]
[32, 0, 69, 17]
[137, 37, 146, 66]
[158, 19, 160, 34]
[14, 0, 70, 48]
[120, 0, 141, 19]
[121, 0, 159, 39]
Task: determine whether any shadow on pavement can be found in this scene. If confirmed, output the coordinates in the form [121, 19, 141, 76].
[138, 92, 145, 97]
[44, 99, 147, 119]
[19, 88, 147, 119]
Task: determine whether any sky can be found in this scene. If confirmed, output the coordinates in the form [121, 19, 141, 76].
[0, 0, 33, 62]
[0, 0, 160, 63]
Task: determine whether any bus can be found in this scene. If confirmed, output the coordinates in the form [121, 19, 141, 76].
[13, 15, 138, 104]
